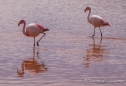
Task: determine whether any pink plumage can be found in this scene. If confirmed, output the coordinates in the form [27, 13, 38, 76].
[18, 20, 49, 46]
[36, 24, 44, 30]
[84, 7, 110, 37]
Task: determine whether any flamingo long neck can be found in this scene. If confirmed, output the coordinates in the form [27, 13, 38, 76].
[87, 9, 91, 23]
[22, 21, 29, 36]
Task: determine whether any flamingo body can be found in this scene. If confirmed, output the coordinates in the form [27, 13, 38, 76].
[84, 7, 110, 37]
[90, 15, 104, 27]
[18, 20, 49, 46]
[26, 23, 43, 37]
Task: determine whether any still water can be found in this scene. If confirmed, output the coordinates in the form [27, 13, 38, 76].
[0, 0, 126, 86]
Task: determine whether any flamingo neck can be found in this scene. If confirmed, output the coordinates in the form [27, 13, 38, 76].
[22, 21, 29, 36]
[87, 9, 91, 23]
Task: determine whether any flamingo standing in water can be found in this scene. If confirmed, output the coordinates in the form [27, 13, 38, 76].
[18, 20, 49, 46]
[84, 7, 110, 37]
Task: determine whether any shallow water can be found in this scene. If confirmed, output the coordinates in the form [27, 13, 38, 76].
[0, 0, 126, 86]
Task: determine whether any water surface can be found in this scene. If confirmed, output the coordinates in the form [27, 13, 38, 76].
[0, 0, 126, 86]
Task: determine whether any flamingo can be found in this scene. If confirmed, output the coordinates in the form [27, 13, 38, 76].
[84, 7, 110, 37]
[18, 20, 49, 46]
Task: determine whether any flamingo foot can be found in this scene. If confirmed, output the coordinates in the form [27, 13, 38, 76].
[37, 42, 39, 46]
[92, 35, 95, 37]
[101, 33, 102, 37]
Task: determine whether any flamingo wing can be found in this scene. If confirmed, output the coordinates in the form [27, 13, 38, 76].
[36, 24, 44, 30]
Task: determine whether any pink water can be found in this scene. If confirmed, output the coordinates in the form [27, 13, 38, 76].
[0, 0, 126, 86]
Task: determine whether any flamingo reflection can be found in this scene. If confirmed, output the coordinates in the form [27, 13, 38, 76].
[84, 37, 107, 68]
[17, 48, 48, 77]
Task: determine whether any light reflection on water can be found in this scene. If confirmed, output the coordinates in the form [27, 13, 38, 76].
[17, 47, 48, 77]
[84, 37, 108, 68]
[0, 0, 126, 86]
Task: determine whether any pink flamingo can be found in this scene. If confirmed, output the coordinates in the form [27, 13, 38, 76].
[18, 20, 49, 46]
[84, 7, 110, 37]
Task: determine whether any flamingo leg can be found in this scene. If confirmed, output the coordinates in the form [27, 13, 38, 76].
[34, 37, 35, 46]
[99, 27, 102, 37]
[33, 45, 35, 54]
[92, 27, 95, 37]
[37, 33, 46, 46]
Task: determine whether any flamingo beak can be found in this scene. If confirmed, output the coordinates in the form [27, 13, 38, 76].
[18, 22, 21, 26]
[84, 8, 87, 12]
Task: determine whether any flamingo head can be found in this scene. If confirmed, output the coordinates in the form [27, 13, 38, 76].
[84, 7, 91, 12]
[18, 20, 25, 26]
